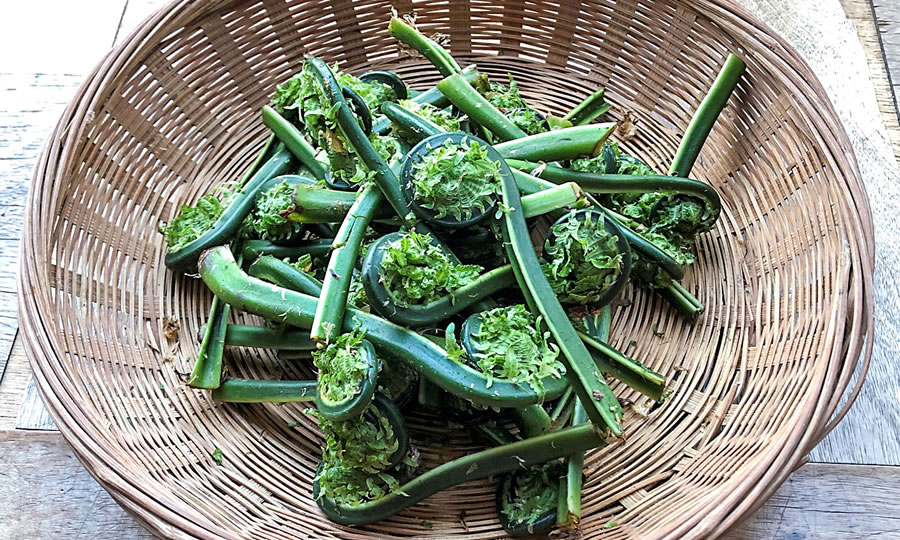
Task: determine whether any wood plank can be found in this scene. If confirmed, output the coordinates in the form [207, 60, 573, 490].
[843, 0, 900, 161]
[724, 462, 900, 538]
[873, 1, 900, 105]
[0, 430, 896, 540]
[0, 430, 152, 539]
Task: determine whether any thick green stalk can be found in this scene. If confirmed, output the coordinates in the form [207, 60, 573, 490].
[553, 399, 577, 430]
[388, 17, 462, 77]
[550, 386, 574, 422]
[293, 184, 396, 224]
[660, 280, 704, 319]
[563, 88, 611, 126]
[261, 105, 327, 180]
[562, 306, 611, 528]
[380, 101, 444, 139]
[314, 424, 604, 525]
[557, 477, 570, 529]
[293, 181, 580, 224]
[505, 161, 721, 222]
[579, 332, 665, 400]
[221, 324, 317, 350]
[236, 133, 276, 191]
[212, 378, 317, 402]
[520, 183, 585, 217]
[372, 66, 479, 135]
[510, 405, 552, 438]
[496, 152, 622, 435]
[311, 184, 382, 342]
[669, 54, 745, 177]
[437, 73, 528, 141]
[471, 422, 518, 446]
[241, 239, 333, 263]
[493, 124, 616, 162]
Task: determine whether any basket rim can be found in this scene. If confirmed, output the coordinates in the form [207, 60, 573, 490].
[17, 0, 875, 538]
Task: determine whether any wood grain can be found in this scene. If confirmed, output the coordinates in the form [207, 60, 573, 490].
[0, 431, 152, 539]
[844, 0, 900, 161]
[724, 462, 900, 538]
[873, 1, 900, 111]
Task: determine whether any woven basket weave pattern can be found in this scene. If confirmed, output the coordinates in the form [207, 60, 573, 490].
[19, 0, 873, 538]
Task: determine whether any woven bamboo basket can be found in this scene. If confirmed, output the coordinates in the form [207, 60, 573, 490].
[19, 0, 874, 538]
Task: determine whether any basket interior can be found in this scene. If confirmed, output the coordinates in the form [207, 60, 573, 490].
[27, 0, 862, 537]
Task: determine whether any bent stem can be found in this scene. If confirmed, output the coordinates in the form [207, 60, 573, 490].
[372, 66, 480, 135]
[510, 404, 552, 438]
[221, 324, 317, 350]
[579, 332, 666, 401]
[236, 133, 276, 191]
[660, 280, 704, 319]
[388, 17, 462, 77]
[241, 239, 333, 263]
[506, 162, 721, 220]
[307, 58, 411, 223]
[381, 101, 444, 140]
[189, 295, 226, 389]
[248, 255, 324, 296]
[562, 305, 611, 528]
[293, 181, 581, 224]
[190, 250, 243, 389]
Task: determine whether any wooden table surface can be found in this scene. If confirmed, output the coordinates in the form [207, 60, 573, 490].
[1, 0, 897, 538]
